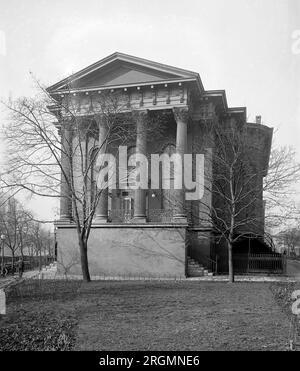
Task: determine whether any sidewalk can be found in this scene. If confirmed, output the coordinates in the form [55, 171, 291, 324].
[187, 275, 300, 282]
[0, 263, 57, 289]
[1, 263, 299, 285]
[35, 271, 300, 282]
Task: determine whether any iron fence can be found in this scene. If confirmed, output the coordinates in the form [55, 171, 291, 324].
[1, 255, 55, 276]
[233, 253, 286, 274]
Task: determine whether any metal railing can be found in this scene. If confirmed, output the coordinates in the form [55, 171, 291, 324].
[186, 237, 219, 275]
[148, 209, 173, 223]
[233, 253, 286, 274]
[200, 255, 219, 275]
[109, 209, 134, 223]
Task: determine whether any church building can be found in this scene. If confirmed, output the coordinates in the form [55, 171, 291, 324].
[47, 52, 273, 278]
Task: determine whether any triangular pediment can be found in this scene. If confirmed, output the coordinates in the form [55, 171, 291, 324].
[68, 61, 184, 90]
[47, 52, 201, 93]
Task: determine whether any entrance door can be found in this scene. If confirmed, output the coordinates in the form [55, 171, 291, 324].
[122, 193, 134, 222]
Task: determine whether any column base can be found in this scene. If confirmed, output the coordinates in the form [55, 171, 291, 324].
[93, 216, 108, 224]
[132, 216, 147, 223]
[172, 216, 187, 224]
[57, 216, 73, 224]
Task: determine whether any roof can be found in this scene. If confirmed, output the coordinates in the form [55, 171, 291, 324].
[47, 52, 204, 94]
[46, 52, 254, 118]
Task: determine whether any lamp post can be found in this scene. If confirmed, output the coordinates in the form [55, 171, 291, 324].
[0, 234, 5, 276]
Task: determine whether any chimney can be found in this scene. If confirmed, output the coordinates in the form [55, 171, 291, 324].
[256, 115, 262, 124]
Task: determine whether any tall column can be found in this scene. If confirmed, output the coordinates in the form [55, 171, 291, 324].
[161, 144, 176, 217]
[94, 115, 109, 223]
[60, 121, 73, 222]
[133, 111, 148, 223]
[173, 107, 189, 222]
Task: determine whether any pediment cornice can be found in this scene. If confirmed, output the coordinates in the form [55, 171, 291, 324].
[47, 52, 204, 95]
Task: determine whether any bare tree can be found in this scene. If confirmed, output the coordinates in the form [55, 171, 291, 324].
[1, 82, 165, 282]
[263, 146, 300, 229]
[0, 198, 20, 271]
[27, 221, 50, 270]
[187, 119, 300, 282]
[16, 207, 33, 259]
[0, 196, 33, 271]
[195, 119, 263, 282]
[278, 228, 300, 256]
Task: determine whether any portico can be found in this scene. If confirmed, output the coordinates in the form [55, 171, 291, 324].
[54, 61, 194, 226]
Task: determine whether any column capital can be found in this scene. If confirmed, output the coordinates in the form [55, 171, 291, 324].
[94, 113, 109, 127]
[57, 117, 79, 136]
[132, 109, 149, 121]
[172, 107, 190, 123]
[58, 116, 73, 129]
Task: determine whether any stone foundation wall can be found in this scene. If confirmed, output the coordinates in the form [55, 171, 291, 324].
[56, 224, 186, 278]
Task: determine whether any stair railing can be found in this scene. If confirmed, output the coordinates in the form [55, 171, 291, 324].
[193, 255, 219, 275]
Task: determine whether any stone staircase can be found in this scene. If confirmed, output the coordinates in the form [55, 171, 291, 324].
[187, 256, 214, 277]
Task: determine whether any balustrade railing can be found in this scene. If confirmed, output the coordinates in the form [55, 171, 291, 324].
[108, 208, 174, 223]
[148, 209, 174, 223]
[109, 209, 134, 223]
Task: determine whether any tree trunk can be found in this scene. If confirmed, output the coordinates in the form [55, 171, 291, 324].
[11, 252, 15, 275]
[79, 237, 91, 282]
[39, 248, 42, 271]
[227, 240, 234, 283]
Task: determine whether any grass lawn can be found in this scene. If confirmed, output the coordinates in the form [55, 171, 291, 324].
[0, 280, 298, 351]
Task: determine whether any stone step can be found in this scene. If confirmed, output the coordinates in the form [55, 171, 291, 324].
[187, 259, 203, 264]
[188, 263, 204, 268]
[188, 273, 206, 277]
[188, 272, 207, 277]
[188, 271, 213, 277]
[187, 258, 203, 264]
[187, 265, 204, 269]
[187, 256, 214, 277]
[188, 267, 205, 271]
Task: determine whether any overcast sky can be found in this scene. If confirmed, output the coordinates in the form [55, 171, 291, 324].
[0, 0, 299, 221]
